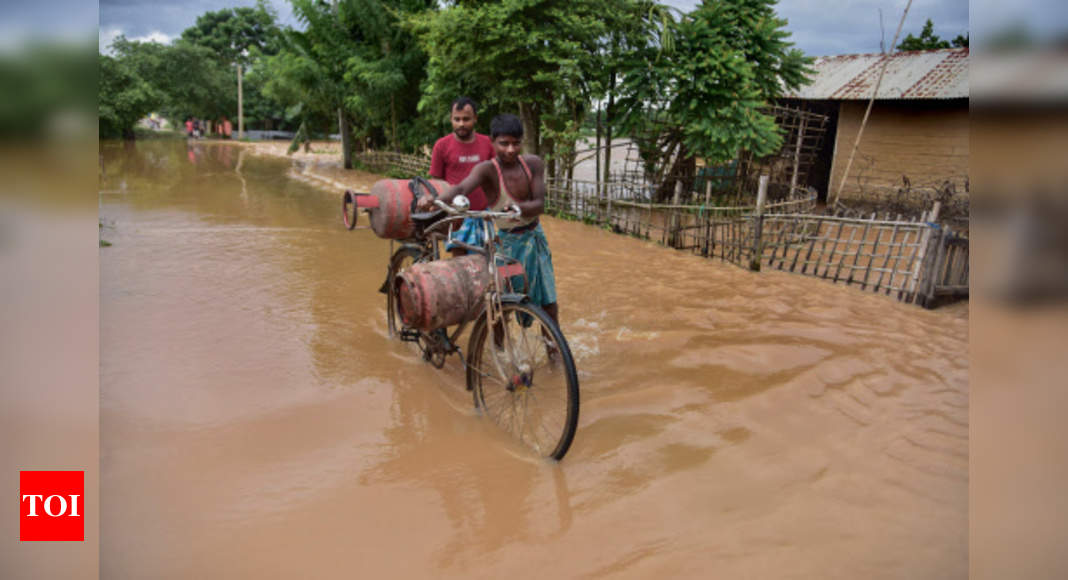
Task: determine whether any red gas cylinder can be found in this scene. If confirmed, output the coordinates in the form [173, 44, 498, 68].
[396, 255, 492, 331]
[366, 178, 449, 239]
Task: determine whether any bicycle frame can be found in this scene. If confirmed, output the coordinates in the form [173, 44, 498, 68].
[396, 201, 528, 370]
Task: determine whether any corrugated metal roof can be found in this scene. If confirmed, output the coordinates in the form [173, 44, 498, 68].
[785, 48, 968, 100]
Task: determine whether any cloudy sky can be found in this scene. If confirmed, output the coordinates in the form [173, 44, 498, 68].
[93, 0, 1033, 58]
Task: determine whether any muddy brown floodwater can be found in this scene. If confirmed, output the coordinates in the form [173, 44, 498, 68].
[99, 140, 968, 578]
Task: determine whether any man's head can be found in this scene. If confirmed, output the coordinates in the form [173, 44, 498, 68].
[449, 97, 478, 142]
[490, 114, 524, 164]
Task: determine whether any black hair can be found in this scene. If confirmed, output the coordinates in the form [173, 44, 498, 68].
[490, 114, 523, 139]
[450, 96, 478, 115]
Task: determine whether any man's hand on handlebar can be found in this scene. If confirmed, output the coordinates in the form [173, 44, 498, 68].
[416, 194, 437, 212]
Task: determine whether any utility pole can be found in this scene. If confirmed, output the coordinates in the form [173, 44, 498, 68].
[237, 63, 244, 140]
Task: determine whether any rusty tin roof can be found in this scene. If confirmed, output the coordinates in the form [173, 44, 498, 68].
[785, 48, 968, 100]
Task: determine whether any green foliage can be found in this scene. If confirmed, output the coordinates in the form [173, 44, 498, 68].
[180, 0, 283, 66]
[617, 0, 813, 166]
[99, 52, 160, 139]
[287, 120, 309, 154]
[1, 40, 97, 137]
[180, 1, 287, 129]
[257, 0, 433, 157]
[108, 37, 236, 124]
[411, 0, 619, 159]
[897, 18, 968, 51]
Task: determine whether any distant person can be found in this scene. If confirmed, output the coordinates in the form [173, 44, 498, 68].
[222, 117, 233, 139]
[418, 114, 559, 326]
[185, 118, 193, 137]
[429, 97, 495, 256]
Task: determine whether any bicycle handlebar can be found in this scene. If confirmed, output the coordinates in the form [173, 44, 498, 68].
[434, 198, 521, 221]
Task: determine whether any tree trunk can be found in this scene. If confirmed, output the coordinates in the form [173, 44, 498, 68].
[338, 107, 354, 169]
[603, 71, 615, 185]
[390, 95, 398, 150]
[518, 102, 540, 156]
[595, 107, 601, 188]
[237, 64, 244, 140]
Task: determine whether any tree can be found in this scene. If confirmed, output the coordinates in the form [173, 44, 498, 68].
[897, 18, 967, 51]
[181, 0, 283, 137]
[107, 36, 235, 126]
[98, 53, 160, 139]
[615, 0, 812, 200]
[596, 1, 677, 183]
[180, 0, 282, 65]
[340, 0, 434, 152]
[412, 0, 614, 169]
[261, 1, 432, 166]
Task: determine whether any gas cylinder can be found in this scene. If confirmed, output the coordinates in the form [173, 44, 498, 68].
[395, 255, 491, 331]
[366, 178, 449, 239]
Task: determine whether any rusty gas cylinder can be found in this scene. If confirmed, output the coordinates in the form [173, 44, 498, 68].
[395, 254, 492, 331]
[367, 178, 449, 239]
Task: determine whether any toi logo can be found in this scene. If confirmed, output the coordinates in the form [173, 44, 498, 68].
[20, 471, 84, 541]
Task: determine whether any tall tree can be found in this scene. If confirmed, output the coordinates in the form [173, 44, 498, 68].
[107, 36, 235, 128]
[615, 0, 812, 200]
[98, 52, 160, 139]
[412, 0, 613, 170]
[181, 0, 283, 137]
[897, 18, 967, 51]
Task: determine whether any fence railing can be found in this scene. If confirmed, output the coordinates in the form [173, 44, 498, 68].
[547, 175, 967, 307]
[354, 151, 430, 177]
[348, 152, 967, 307]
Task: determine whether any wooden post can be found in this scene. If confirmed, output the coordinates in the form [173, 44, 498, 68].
[907, 201, 940, 303]
[832, 222, 859, 282]
[749, 175, 768, 271]
[790, 116, 807, 196]
[847, 214, 875, 285]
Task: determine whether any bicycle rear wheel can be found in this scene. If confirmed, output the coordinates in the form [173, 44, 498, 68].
[386, 246, 422, 337]
[466, 301, 579, 460]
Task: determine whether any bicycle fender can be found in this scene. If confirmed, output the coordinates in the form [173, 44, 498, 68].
[498, 293, 529, 305]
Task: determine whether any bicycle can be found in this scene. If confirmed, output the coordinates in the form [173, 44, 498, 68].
[348, 185, 580, 460]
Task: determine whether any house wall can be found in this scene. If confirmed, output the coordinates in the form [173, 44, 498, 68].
[829, 99, 969, 205]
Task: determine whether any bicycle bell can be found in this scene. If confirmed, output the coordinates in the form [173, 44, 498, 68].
[452, 194, 470, 212]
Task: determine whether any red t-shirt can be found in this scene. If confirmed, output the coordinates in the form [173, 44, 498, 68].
[430, 133, 495, 210]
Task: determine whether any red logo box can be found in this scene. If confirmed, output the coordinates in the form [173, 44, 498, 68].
[20, 471, 84, 541]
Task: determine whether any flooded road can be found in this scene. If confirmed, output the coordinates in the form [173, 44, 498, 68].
[100, 140, 968, 578]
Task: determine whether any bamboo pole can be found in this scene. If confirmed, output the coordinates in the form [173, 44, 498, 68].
[790, 116, 807, 195]
[873, 223, 898, 292]
[818, 220, 844, 278]
[750, 175, 769, 270]
[832, 0, 914, 206]
[847, 214, 875, 285]
[832, 223, 860, 283]
[907, 201, 941, 303]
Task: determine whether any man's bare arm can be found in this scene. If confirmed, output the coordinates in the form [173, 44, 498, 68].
[417, 161, 491, 210]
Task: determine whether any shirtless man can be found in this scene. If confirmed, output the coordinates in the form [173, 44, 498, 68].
[418, 114, 559, 324]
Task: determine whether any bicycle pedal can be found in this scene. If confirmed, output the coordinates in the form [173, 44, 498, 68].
[400, 329, 421, 342]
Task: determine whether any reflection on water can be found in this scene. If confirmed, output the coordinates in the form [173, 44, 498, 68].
[100, 140, 968, 578]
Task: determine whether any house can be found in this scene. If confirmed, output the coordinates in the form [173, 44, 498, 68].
[781, 48, 968, 206]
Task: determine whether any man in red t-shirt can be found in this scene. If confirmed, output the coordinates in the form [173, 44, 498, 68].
[430, 97, 495, 255]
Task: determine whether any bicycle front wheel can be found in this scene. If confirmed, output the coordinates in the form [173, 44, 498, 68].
[467, 301, 579, 460]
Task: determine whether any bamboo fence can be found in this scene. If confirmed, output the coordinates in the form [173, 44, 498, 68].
[546, 175, 967, 307]
[354, 151, 430, 176]
[348, 148, 967, 307]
